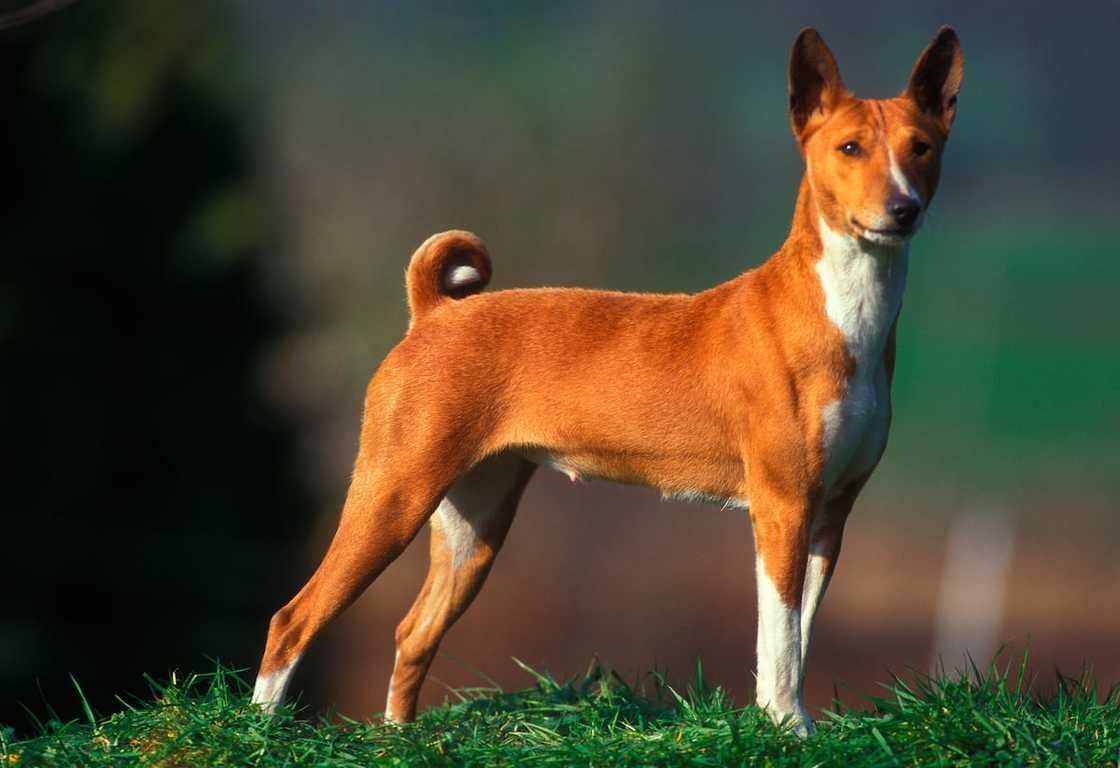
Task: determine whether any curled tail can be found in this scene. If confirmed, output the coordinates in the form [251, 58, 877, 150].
[405, 230, 492, 326]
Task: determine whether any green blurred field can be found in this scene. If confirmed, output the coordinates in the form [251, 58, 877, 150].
[890, 222, 1120, 494]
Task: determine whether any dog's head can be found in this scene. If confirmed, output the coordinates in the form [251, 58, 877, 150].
[789, 27, 963, 246]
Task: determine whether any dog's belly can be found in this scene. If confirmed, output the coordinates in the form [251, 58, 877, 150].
[514, 445, 747, 509]
[499, 359, 749, 505]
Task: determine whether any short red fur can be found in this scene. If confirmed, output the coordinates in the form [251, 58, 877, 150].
[251, 26, 963, 734]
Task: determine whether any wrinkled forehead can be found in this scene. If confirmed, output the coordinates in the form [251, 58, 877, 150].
[815, 97, 942, 145]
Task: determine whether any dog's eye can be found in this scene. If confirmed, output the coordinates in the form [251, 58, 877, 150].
[839, 141, 862, 157]
[913, 140, 931, 157]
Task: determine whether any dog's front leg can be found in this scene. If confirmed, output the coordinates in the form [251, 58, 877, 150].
[750, 489, 813, 735]
[799, 480, 862, 680]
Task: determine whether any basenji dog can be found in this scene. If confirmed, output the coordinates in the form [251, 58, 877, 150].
[251, 26, 963, 735]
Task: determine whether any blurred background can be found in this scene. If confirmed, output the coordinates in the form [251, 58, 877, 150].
[2, 0, 1118, 729]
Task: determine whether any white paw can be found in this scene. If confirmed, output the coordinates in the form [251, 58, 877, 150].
[251, 696, 278, 714]
[789, 708, 815, 737]
[251, 658, 300, 713]
[761, 700, 815, 736]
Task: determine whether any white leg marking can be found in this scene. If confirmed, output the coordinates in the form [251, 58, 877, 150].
[251, 655, 302, 712]
[755, 554, 813, 736]
[435, 453, 524, 570]
[385, 649, 401, 720]
[435, 494, 480, 571]
[799, 531, 832, 678]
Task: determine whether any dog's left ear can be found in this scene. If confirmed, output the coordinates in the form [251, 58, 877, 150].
[904, 26, 963, 133]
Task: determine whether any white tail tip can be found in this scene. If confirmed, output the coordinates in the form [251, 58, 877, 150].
[443, 264, 483, 290]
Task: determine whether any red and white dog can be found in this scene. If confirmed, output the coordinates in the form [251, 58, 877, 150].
[251, 27, 963, 735]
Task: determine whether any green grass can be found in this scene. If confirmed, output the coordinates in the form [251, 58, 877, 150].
[4, 658, 1119, 767]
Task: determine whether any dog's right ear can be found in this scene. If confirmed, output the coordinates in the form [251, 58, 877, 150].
[788, 28, 847, 142]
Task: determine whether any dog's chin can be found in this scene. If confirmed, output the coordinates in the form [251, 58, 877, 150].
[860, 229, 911, 246]
[850, 218, 919, 247]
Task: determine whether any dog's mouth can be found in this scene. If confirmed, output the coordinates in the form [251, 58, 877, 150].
[850, 217, 916, 245]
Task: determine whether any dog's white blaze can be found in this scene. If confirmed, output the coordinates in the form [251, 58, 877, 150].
[251, 656, 301, 712]
[815, 217, 907, 493]
[754, 554, 813, 735]
[887, 148, 920, 203]
[443, 265, 482, 290]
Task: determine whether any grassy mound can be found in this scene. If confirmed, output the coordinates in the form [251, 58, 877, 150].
[4, 658, 1118, 766]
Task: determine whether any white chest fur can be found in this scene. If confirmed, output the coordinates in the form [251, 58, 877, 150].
[815, 219, 908, 495]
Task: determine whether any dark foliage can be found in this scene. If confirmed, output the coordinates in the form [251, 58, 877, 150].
[0, 1, 314, 727]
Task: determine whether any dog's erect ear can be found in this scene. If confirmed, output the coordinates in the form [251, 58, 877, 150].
[904, 26, 963, 133]
[788, 28, 846, 140]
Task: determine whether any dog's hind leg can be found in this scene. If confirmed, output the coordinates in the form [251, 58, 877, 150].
[385, 452, 536, 722]
[250, 445, 468, 712]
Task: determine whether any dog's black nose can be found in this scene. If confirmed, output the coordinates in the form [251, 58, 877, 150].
[888, 195, 921, 229]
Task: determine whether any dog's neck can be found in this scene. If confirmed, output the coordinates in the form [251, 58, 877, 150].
[781, 176, 909, 366]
